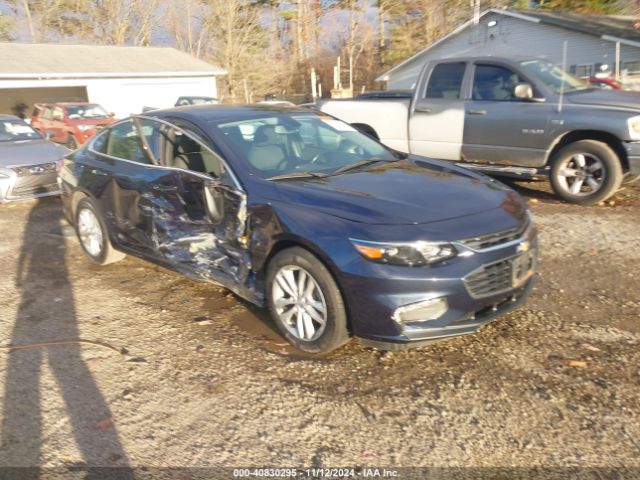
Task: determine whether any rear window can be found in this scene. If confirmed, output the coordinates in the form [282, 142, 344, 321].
[425, 62, 466, 99]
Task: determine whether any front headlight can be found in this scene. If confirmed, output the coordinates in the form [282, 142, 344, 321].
[77, 125, 93, 132]
[350, 238, 457, 266]
[627, 116, 640, 140]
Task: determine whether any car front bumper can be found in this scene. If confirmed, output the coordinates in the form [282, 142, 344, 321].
[337, 224, 539, 349]
[0, 167, 60, 203]
[624, 142, 640, 174]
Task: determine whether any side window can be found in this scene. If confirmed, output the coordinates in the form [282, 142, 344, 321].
[43, 107, 53, 120]
[138, 119, 225, 178]
[473, 65, 526, 101]
[91, 129, 109, 153]
[53, 106, 64, 120]
[425, 62, 466, 99]
[107, 120, 149, 163]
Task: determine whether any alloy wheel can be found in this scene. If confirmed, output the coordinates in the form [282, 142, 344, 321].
[77, 208, 103, 257]
[556, 153, 605, 197]
[272, 266, 328, 341]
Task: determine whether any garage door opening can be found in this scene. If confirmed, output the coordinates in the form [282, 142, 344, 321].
[0, 86, 88, 119]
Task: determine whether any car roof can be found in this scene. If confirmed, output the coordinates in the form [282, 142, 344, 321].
[144, 104, 313, 124]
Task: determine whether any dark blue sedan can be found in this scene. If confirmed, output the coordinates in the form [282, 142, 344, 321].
[58, 105, 538, 353]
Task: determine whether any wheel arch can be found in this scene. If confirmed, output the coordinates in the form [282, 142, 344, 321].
[546, 130, 629, 172]
[259, 236, 354, 331]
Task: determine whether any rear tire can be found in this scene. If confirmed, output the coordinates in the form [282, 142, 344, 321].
[266, 247, 349, 353]
[75, 198, 125, 265]
[549, 140, 623, 205]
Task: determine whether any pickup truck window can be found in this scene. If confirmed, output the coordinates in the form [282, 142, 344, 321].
[425, 62, 465, 99]
[472, 65, 525, 101]
[520, 59, 589, 93]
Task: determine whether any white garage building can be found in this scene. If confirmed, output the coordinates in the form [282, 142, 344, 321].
[0, 43, 226, 119]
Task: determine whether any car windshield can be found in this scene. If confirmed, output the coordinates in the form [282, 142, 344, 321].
[66, 104, 110, 120]
[212, 112, 399, 179]
[0, 119, 42, 142]
[520, 60, 591, 93]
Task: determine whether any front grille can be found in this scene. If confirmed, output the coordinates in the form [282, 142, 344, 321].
[465, 258, 513, 298]
[464, 251, 536, 298]
[10, 170, 59, 198]
[12, 162, 57, 177]
[460, 219, 529, 250]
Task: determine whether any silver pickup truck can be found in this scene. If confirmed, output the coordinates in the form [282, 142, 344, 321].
[318, 56, 640, 204]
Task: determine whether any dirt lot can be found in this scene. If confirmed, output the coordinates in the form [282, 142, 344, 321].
[0, 181, 639, 477]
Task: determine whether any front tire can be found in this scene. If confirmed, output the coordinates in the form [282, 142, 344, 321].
[75, 198, 125, 265]
[266, 247, 349, 354]
[550, 140, 623, 205]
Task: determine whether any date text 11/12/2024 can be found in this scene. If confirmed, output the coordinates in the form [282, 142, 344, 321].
[233, 468, 399, 477]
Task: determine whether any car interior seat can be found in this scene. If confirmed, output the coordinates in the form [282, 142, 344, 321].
[172, 134, 222, 177]
[247, 125, 286, 171]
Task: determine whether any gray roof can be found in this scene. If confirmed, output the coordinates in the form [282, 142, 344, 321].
[377, 8, 640, 82]
[0, 43, 226, 79]
[521, 10, 640, 43]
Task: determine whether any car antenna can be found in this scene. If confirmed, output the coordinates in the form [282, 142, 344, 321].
[558, 40, 568, 114]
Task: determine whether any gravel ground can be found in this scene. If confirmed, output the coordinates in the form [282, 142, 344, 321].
[0, 182, 638, 478]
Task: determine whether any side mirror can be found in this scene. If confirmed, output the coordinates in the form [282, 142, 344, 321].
[513, 82, 534, 99]
[513, 82, 545, 102]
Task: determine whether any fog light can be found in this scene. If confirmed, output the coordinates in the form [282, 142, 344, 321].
[392, 297, 448, 324]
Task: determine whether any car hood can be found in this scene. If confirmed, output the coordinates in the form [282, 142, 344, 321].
[0, 139, 69, 168]
[567, 89, 640, 111]
[274, 159, 527, 225]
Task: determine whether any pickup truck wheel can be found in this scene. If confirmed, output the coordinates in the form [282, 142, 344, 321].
[266, 247, 349, 354]
[75, 198, 125, 265]
[550, 140, 623, 205]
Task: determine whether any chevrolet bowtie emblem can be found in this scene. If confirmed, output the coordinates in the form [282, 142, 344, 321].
[517, 241, 530, 253]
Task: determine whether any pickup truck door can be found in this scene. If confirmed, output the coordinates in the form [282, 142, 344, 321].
[408, 61, 467, 160]
[461, 62, 552, 168]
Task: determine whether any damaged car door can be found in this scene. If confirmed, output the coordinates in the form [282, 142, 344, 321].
[129, 117, 251, 296]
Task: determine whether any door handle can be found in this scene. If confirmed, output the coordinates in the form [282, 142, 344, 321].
[415, 107, 432, 113]
[467, 109, 487, 115]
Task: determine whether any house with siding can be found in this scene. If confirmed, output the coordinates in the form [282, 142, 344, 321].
[377, 9, 640, 90]
[0, 43, 226, 119]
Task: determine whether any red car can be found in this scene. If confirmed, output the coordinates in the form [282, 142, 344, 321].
[31, 102, 116, 149]
[589, 77, 623, 90]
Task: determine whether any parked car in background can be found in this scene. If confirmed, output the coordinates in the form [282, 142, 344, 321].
[174, 96, 219, 106]
[319, 56, 640, 205]
[31, 102, 116, 150]
[0, 115, 68, 203]
[589, 77, 624, 90]
[59, 105, 537, 353]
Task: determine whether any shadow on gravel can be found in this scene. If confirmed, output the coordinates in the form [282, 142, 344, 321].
[1, 199, 132, 475]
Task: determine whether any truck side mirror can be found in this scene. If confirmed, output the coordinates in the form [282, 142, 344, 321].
[513, 82, 534, 100]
